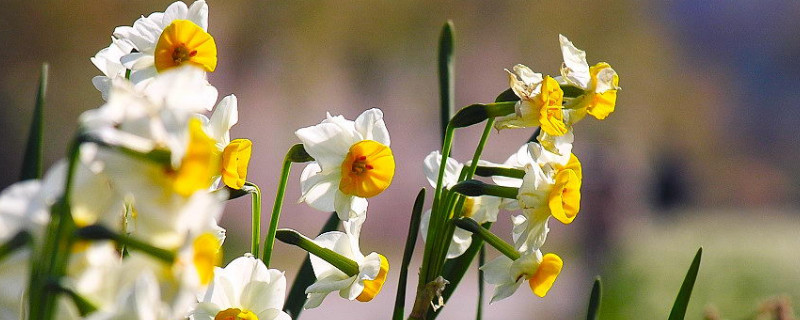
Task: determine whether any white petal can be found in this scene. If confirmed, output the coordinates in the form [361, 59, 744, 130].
[334, 191, 366, 221]
[354, 108, 390, 146]
[559, 34, 590, 89]
[295, 121, 356, 169]
[480, 255, 514, 285]
[162, 1, 190, 28]
[298, 162, 338, 212]
[445, 228, 473, 259]
[187, 0, 209, 30]
[303, 292, 329, 309]
[207, 95, 238, 145]
[423, 151, 462, 188]
[489, 279, 524, 303]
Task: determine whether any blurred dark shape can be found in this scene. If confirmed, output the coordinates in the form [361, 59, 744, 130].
[651, 154, 690, 212]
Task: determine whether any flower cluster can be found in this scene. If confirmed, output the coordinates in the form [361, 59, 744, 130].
[0, 1, 291, 319]
[418, 34, 619, 305]
[0, 2, 621, 318]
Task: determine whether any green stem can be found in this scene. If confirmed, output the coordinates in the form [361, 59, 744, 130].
[262, 146, 299, 266]
[75, 225, 176, 263]
[275, 229, 359, 276]
[433, 118, 495, 276]
[477, 246, 485, 320]
[29, 133, 82, 320]
[454, 218, 519, 260]
[243, 182, 261, 257]
[420, 125, 455, 287]
[473, 165, 526, 179]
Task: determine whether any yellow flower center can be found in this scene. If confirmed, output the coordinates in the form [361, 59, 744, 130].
[339, 140, 395, 198]
[356, 254, 390, 302]
[221, 139, 253, 189]
[214, 308, 258, 320]
[528, 253, 563, 297]
[193, 232, 222, 286]
[460, 197, 476, 218]
[154, 20, 217, 73]
[585, 62, 619, 120]
[547, 166, 581, 224]
[172, 118, 219, 197]
[536, 76, 567, 136]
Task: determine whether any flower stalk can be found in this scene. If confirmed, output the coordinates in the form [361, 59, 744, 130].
[275, 228, 360, 276]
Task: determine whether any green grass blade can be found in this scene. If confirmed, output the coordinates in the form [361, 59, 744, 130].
[476, 246, 485, 320]
[427, 222, 493, 319]
[586, 277, 602, 320]
[668, 247, 703, 320]
[438, 21, 454, 142]
[283, 213, 340, 319]
[20, 63, 48, 181]
[392, 188, 426, 320]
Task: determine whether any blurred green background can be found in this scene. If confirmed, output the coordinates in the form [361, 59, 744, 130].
[1, 0, 799, 319]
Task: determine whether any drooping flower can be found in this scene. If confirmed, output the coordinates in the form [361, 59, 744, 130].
[304, 231, 389, 309]
[91, 37, 136, 100]
[512, 148, 582, 252]
[559, 35, 620, 121]
[481, 250, 563, 302]
[495, 65, 567, 136]
[191, 254, 290, 320]
[112, 0, 216, 85]
[198, 95, 253, 190]
[419, 151, 500, 258]
[295, 108, 394, 221]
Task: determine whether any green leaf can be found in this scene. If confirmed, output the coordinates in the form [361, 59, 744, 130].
[668, 247, 703, 320]
[438, 21, 454, 142]
[448, 102, 516, 128]
[283, 213, 339, 319]
[476, 246, 485, 320]
[427, 222, 492, 319]
[586, 277, 602, 320]
[392, 189, 426, 320]
[494, 88, 519, 103]
[0, 230, 32, 262]
[20, 63, 48, 181]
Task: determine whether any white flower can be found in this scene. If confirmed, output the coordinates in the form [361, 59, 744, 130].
[91, 37, 136, 100]
[192, 254, 290, 320]
[295, 108, 394, 222]
[558, 35, 620, 121]
[494, 65, 568, 136]
[112, 0, 216, 85]
[197, 95, 253, 190]
[419, 151, 500, 258]
[304, 231, 389, 309]
[481, 250, 563, 302]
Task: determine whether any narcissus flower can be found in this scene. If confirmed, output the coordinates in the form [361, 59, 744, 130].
[559, 35, 620, 121]
[481, 250, 563, 302]
[192, 254, 290, 320]
[200, 95, 253, 189]
[113, 0, 216, 84]
[512, 149, 582, 252]
[304, 231, 389, 309]
[419, 151, 500, 258]
[495, 65, 567, 136]
[296, 108, 394, 221]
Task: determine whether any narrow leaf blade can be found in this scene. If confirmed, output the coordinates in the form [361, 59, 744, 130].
[283, 213, 340, 319]
[20, 63, 48, 181]
[428, 222, 493, 319]
[586, 277, 602, 320]
[668, 247, 703, 320]
[392, 188, 426, 320]
[438, 21, 454, 142]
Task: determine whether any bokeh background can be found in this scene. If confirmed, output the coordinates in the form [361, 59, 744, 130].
[2, 0, 799, 319]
